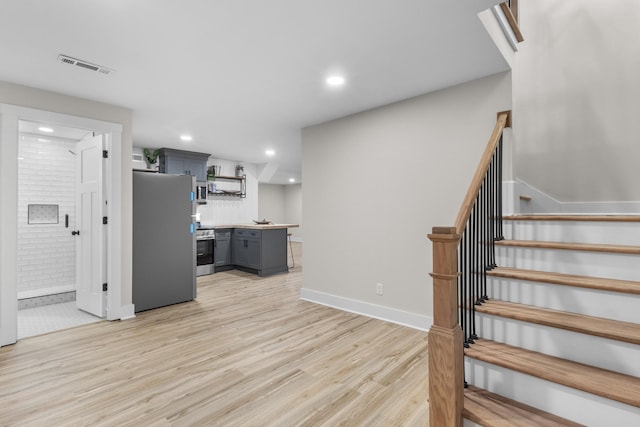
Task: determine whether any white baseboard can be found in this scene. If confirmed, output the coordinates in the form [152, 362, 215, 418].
[117, 304, 136, 320]
[18, 285, 75, 300]
[299, 288, 432, 332]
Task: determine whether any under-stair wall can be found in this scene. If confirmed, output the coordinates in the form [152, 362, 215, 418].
[464, 216, 640, 426]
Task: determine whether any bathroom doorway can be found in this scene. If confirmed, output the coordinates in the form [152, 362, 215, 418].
[1, 103, 126, 347]
[16, 120, 103, 339]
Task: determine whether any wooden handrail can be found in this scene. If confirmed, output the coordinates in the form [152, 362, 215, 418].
[454, 111, 511, 233]
[500, 2, 524, 43]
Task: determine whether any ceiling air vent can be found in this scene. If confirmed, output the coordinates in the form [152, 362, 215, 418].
[57, 54, 114, 75]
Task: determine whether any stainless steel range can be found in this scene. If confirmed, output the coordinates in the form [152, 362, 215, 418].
[196, 227, 215, 276]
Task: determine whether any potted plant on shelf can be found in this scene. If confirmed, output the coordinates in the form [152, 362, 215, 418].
[143, 148, 159, 170]
[207, 165, 217, 180]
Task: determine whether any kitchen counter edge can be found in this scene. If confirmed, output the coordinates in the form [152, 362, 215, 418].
[204, 223, 299, 230]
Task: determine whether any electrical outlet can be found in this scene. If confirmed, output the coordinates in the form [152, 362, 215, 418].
[376, 283, 383, 295]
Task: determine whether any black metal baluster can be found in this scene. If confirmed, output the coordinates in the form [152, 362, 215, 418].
[471, 200, 479, 342]
[489, 153, 500, 270]
[466, 223, 473, 345]
[481, 181, 489, 302]
[468, 202, 476, 345]
[485, 157, 496, 270]
[466, 207, 472, 347]
[479, 180, 485, 302]
[456, 129, 506, 352]
[459, 231, 466, 345]
[496, 136, 504, 241]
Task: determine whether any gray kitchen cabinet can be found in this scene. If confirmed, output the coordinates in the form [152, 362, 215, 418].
[158, 148, 210, 182]
[232, 229, 259, 270]
[214, 229, 232, 271]
[232, 228, 287, 276]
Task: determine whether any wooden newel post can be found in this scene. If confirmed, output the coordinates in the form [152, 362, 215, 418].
[428, 226, 463, 427]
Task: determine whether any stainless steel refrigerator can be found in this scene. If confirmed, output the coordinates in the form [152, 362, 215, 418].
[133, 171, 196, 312]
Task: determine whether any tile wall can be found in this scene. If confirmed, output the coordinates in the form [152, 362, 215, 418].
[17, 135, 77, 299]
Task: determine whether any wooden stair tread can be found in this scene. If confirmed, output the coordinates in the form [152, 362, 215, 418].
[487, 267, 640, 295]
[504, 214, 640, 222]
[464, 339, 640, 408]
[464, 385, 585, 427]
[475, 300, 640, 344]
[495, 239, 640, 255]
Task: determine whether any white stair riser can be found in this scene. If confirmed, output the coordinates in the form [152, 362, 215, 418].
[475, 314, 640, 377]
[465, 358, 640, 427]
[504, 220, 640, 246]
[496, 247, 640, 281]
[487, 277, 640, 323]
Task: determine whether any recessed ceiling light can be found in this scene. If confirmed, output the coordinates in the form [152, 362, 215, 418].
[180, 135, 193, 142]
[38, 127, 54, 133]
[289, 178, 296, 183]
[326, 75, 345, 87]
[265, 149, 276, 156]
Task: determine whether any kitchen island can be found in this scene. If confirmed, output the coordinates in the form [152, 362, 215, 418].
[202, 224, 298, 277]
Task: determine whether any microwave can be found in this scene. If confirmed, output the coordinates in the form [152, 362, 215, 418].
[195, 182, 207, 203]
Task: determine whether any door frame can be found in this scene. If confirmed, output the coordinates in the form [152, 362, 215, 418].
[0, 104, 124, 346]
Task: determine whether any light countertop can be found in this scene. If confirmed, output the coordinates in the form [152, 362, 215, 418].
[202, 223, 299, 230]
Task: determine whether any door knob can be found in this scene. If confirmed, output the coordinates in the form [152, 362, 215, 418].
[71, 230, 80, 236]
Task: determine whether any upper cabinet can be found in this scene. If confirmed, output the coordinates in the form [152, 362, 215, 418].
[158, 148, 210, 182]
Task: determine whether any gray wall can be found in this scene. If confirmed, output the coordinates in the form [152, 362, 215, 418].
[302, 72, 511, 324]
[284, 184, 302, 241]
[259, 182, 303, 241]
[514, 0, 640, 203]
[258, 183, 286, 223]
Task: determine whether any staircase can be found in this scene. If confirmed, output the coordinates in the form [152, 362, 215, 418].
[462, 215, 640, 426]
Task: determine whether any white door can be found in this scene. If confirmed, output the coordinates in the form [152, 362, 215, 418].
[75, 134, 105, 317]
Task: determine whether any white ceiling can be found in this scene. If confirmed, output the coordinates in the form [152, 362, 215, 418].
[0, 0, 508, 184]
[19, 120, 93, 142]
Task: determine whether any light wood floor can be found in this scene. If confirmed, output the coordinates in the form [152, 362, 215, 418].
[0, 243, 429, 426]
